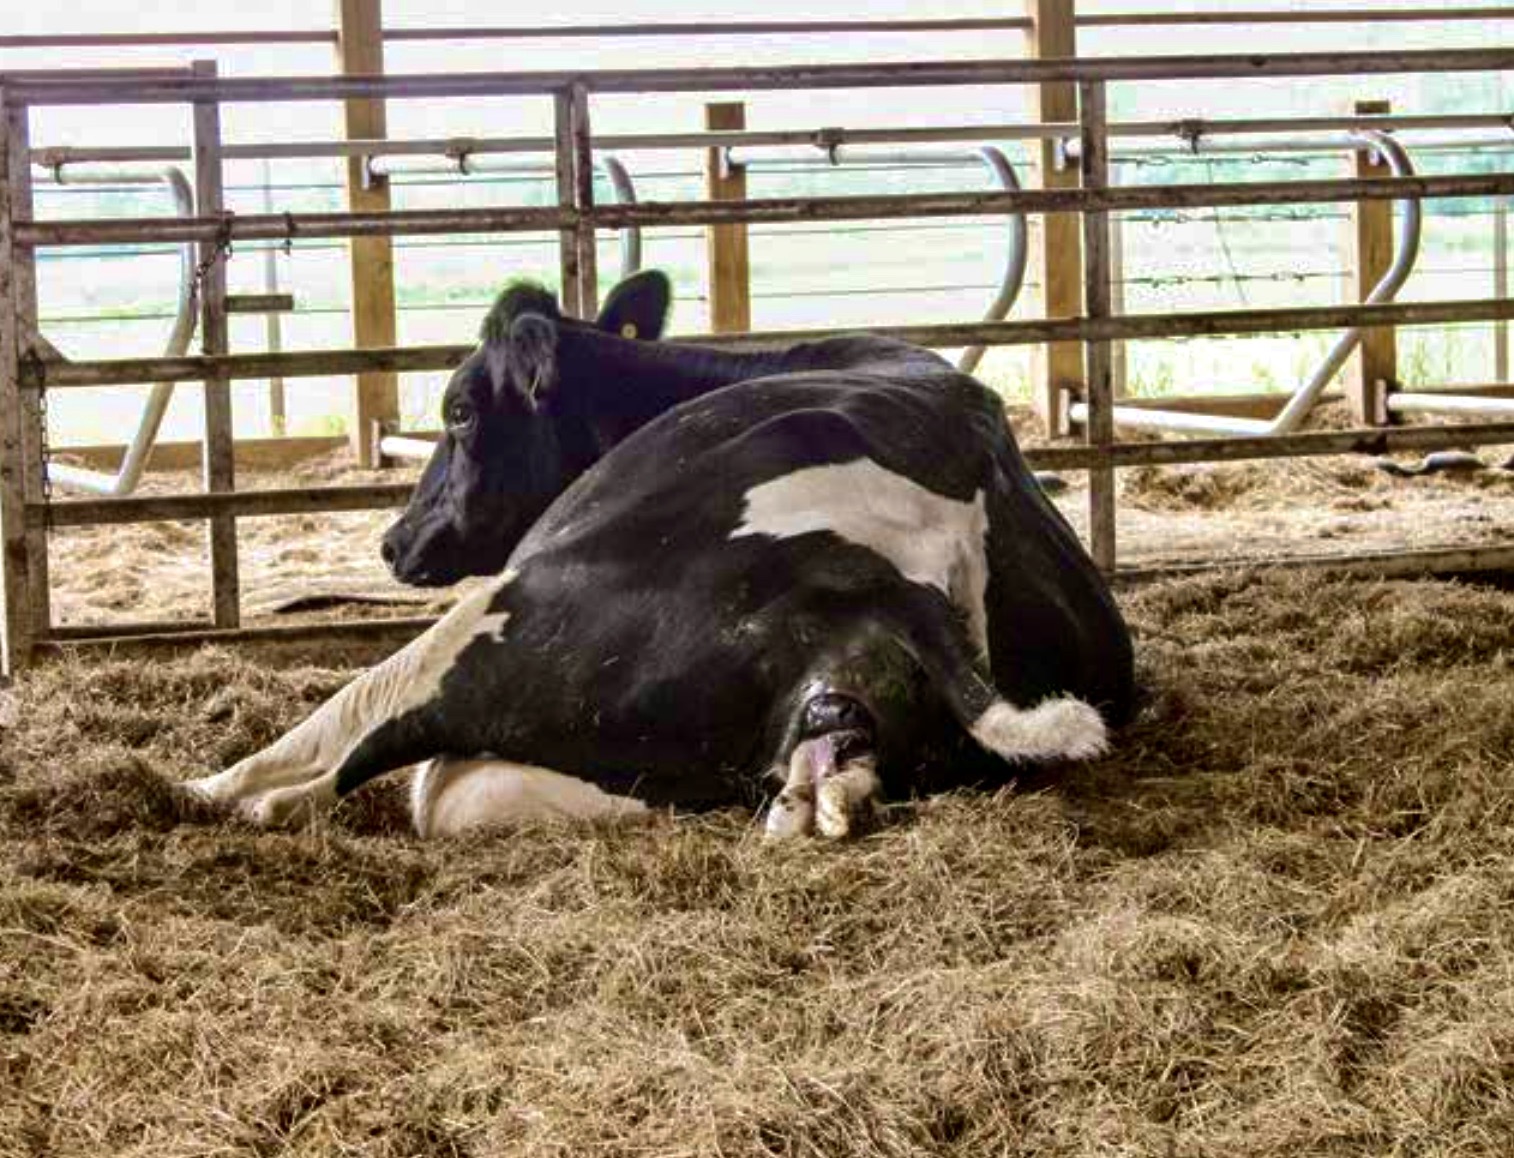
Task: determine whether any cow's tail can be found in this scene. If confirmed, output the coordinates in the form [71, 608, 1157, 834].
[885, 588, 1108, 765]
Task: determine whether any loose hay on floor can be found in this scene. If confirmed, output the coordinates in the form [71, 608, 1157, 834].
[3, 569, 1514, 1156]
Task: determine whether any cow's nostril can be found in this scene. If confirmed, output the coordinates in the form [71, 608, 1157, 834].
[381, 538, 398, 566]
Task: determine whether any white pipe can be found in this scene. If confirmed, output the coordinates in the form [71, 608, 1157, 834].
[721, 142, 1028, 373]
[1071, 129, 1423, 439]
[379, 434, 438, 460]
[1386, 392, 1514, 416]
[39, 164, 197, 494]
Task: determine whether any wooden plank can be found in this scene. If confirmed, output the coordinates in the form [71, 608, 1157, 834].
[7, 100, 48, 646]
[50, 434, 350, 473]
[191, 60, 240, 630]
[0, 91, 31, 675]
[36, 614, 436, 655]
[225, 292, 295, 314]
[705, 102, 752, 332]
[1079, 79, 1116, 574]
[1348, 99, 1395, 424]
[335, 0, 399, 467]
[1026, 0, 1082, 434]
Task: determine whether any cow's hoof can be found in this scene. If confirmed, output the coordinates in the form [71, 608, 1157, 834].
[764, 781, 816, 839]
[972, 696, 1108, 763]
[241, 781, 334, 828]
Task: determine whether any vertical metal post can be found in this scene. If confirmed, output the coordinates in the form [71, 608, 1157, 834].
[259, 158, 287, 437]
[1496, 198, 1509, 385]
[0, 89, 33, 674]
[705, 101, 752, 333]
[569, 83, 599, 319]
[1079, 79, 1116, 575]
[192, 60, 240, 629]
[6, 97, 48, 647]
[553, 89, 583, 319]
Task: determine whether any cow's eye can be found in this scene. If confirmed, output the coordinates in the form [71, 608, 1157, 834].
[446, 400, 475, 432]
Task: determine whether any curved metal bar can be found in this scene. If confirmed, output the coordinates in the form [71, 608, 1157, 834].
[596, 154, 641, 277]
[366, 149, 644, 280]
[1071, 128, 1423, 437]
[743, 141, 1028, 373]
[40, 164, 198, 494]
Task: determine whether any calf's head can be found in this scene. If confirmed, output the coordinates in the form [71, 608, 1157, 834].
[382, 271, 672, 586]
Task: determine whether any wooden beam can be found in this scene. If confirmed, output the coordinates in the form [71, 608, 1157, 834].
[335, 0, 399, 467]
[0, 91, 32, 674]
[705, 102, 752, 332]
[1026, 0, 1083, 434]
[191, 61, 240, 630]
[1348, 99, 1395, 424]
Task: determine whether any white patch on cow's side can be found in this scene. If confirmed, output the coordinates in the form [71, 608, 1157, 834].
[410, 756, 649, 839]
[184, 570, 518, 818]
[730, 458, 991, 657]
[970, 697, 1107, 763]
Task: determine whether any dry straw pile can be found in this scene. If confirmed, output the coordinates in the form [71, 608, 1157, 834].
[2, 568, 1514, 1156]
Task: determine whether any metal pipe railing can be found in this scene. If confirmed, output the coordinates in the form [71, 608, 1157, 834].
[35, 163, 197, 495]
[1069, 131, 1423, 438]
[11, 49, 1514, 107]
[366, 149, 644, 280]
[724, 141, 1027, 373]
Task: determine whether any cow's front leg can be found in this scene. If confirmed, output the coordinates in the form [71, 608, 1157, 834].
[764, 692, 881, 840]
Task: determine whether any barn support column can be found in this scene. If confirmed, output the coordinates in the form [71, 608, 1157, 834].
[1025, 0, 1084, 436]
[0, 89, 35, 675]
[705, 102, 752, 333]
[1346, 98, 1396, 425]
[1079, 79, 1117, 574]
[335, 0, 400, 467]
[192, 60, 241, 629]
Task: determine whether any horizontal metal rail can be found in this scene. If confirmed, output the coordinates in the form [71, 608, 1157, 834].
[28, 298, 1514, 390]
[4, 10, 1513, 50]
[9, 49, 1514, 106]
[21, 171, 1514, 249]
[31, 422, 1514, 529]
[34, 483, 414, 528]
[32, 113, 1514, 170]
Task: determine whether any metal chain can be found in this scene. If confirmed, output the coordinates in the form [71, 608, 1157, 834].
[188, 210, 236, 315]
[21, 347, 51, 505]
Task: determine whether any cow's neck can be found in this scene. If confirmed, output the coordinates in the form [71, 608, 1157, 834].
[560, 326, 796, 450]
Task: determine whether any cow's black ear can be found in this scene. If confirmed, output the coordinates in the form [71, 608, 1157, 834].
[486, 312, 558, 411]
[596, 270, 672, 341]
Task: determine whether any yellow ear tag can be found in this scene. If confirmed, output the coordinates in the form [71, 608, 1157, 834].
[620, 323, 638, 339]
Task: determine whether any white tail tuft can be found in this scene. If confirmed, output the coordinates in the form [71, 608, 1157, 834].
[970, 696, 1108, 763]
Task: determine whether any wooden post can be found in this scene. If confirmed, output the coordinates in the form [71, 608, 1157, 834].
[1108, 161, 1128, 398]
[1026, 0, 1083, 434]
[1079, 79, 1116, 574]
[1347, 99, 1395, 425]
[552, 88, 583, 318]
[6, 96, 49, 652]
[335, 0, 399, 466]
[0, 89, 33, 674]
[704, 102, 752, 332]
[192, 61, 240, 629]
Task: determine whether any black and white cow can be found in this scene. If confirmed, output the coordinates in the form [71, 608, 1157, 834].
[187, 272, 1134, 839]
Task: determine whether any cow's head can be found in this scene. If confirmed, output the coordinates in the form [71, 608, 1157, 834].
[381, 271, 673, 586]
